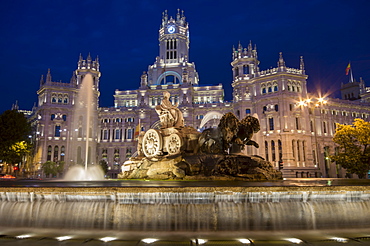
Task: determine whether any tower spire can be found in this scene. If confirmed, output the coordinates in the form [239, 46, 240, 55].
[46, 68, 52, 83]
[277, 52, 285, 68]
[40, 74, 44, 86]
[300, 56, 305, 74]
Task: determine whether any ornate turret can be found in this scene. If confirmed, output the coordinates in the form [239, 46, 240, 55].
[231, 41, 259, 79]
[77, 53, 100, 71]
[75, 54, 101, 90]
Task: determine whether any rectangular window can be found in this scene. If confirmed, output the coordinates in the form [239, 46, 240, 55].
[246, 108, 251, 114]
[55, 125, 61, 137]
[269, 117, 274, 131]
[115, 129, 120, 140]
[310, 120, 314, 132]
[128, 129, 133, 139]
[295, 117, 300, 130]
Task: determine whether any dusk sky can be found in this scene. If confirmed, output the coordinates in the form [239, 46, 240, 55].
[1, 0, 370, 114]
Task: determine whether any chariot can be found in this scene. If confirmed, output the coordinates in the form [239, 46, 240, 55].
[141, 127, 199, 158]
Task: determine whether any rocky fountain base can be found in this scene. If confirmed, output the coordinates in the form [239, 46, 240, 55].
[119, 153, 282, 181]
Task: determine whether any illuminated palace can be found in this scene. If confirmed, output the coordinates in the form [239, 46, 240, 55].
[30, 10, 370, 178]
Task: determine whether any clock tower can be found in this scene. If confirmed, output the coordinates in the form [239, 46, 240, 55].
[159, 9, 189, 64]
[146, 9, 199, 86]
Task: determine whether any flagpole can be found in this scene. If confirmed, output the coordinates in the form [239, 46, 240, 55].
[350, 66, 354, 83]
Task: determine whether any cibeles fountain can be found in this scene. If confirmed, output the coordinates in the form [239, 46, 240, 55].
[120, 91, 282, 180]
[0, 91, 369, 245]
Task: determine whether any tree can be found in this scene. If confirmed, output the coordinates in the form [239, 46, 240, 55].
[0, 110, 32, 164]
[99, 160, 109, 174]
[42, 161, 65, 177]
[331, 119, 370, 179]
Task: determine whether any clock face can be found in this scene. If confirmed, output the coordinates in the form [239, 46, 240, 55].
[167, 25, 175, 34]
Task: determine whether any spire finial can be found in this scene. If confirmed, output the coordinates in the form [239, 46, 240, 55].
[177, 8, 180, 21]
[40, 74, 44, 85]
[300, 56, 305, 74]
[278, 52, 285, 67]
[46, 68, 52, 82]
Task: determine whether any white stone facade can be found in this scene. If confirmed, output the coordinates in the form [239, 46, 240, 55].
[30, 10, 370, 178]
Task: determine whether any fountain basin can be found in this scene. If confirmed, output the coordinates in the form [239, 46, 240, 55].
[0, 186, 369, 233]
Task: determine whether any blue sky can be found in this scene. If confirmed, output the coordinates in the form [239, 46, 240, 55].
[1, 0, 370, 114]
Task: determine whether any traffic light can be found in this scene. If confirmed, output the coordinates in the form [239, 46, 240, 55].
[278, 160, 283, 170]
[13, 166, 19, 171]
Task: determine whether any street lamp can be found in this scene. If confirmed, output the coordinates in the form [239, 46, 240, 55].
[297, 97, 328, 177]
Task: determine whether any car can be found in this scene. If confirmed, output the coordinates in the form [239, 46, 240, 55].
[0, 174, 16, 179]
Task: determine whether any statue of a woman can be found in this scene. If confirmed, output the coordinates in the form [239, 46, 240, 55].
[155, 91, 184, 128]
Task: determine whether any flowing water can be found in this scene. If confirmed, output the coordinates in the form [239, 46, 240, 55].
[64, 73, 104, 180]
[0, 190, 369, 232]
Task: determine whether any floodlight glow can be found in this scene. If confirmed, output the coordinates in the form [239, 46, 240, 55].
[142, 238, 158, 244]
[16, 234, 32, 239]
[286, 238, 303, 244]
[238, 238, 252, 244]
[197, 239, 208, 244]
[56, 236, 72, 241]
[99, 237, 116, 242]
[331, 237, 348, 243]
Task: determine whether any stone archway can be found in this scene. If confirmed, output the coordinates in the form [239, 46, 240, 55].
[199, 111, 223, 129]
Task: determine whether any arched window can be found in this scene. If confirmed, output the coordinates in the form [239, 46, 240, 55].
[53, 146, 59, 161]
[265, 141, 269, 161]
[62, 115, 67, 121]
[235, 67, 239, 77]
[273, 85, 278, 92]
[243, 65, 249, 74]
[160, 75, 180, 85]
[262, 88, 266, 94]
[271, 140, 276, 161]
[51, 114, 55, 120]
[278, 140, 282, 161]
[60, 146, 65, 162]
[47, 145, 52, 161]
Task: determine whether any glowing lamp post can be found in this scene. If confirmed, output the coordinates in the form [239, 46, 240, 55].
[298, 97, 328, 177]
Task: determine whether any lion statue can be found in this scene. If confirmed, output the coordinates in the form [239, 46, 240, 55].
[196, 113, 260, 154]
